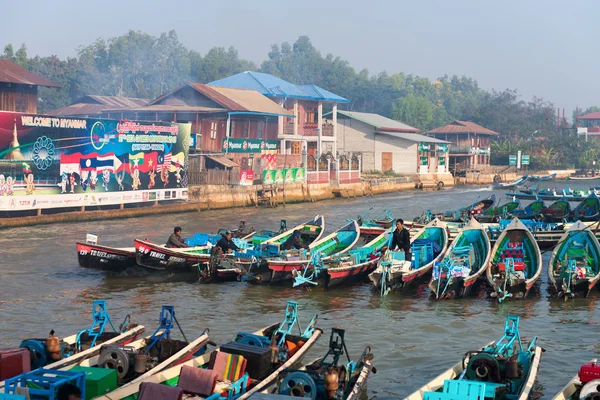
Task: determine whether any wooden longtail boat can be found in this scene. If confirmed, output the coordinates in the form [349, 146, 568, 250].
[92, 301, 322, 400]
[293, 230, 389, 289]
[429, 218, 491, 299]
[548, 221, 600, 298]
[369, 218, 449, 294]
[570, 192, 600, 222]
[240, 327, 375, 400]
[61, 306, 211, 393]
[134, 239, 211, 272]
[0, 301, 145, 390]
[492, 174, 529, 189]
[509, 198, 545, 220]
[76, 242, 137, 271]
[476, 198, 521, 223]
[541, 197, 571, 222]
[267, 220, 360, 284]
[238, 215, 325, 283]
[552, 359, 598, 400]
[404, 316, 541, 400]
[486, 218, 542, 302]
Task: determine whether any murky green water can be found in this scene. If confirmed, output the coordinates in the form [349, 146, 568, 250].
[2, 182, 600, 399]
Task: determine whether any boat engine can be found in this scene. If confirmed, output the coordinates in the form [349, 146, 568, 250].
[20, 330, 72, 369]
[580, 379, 600, 400]
[98, 345, 160, 382]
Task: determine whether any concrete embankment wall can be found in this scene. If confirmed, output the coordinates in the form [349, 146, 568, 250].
[456, 169, 576, 185]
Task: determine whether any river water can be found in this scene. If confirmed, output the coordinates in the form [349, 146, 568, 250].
[2, 181, 600, 399]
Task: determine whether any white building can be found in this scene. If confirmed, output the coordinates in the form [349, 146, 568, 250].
[327, 111, 450, 174]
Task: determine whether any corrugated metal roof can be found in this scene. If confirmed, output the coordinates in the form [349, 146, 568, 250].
[102, 104, 227, 113]
[577, 111, 600, 120]
[204, 155, 239, 168]
[48, 96, 149, 116]
[144, 83, 293, 116]
[332, 110, 420, 133]
[375, 131, 450, 143]
[428, 120, 499, 135]
[208, 71, 349, 103]
[0, 59, 60, 87]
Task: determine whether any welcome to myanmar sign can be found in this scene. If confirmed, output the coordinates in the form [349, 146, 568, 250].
[222, 138, 278, 153]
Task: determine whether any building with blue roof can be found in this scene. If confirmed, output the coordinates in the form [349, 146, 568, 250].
[209, 71, 349, 156]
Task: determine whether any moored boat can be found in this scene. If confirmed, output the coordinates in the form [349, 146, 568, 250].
[477, 198, 521, 223]
[486, 218, 542, 302]
[293, 230, 389, 289]
[0, 300, 145, 389]
[552, 359, 599, 400]
[241, 327, 375, 400]
[548, 220, 600, 298]
[541, 197, 571, 222]
[64, 306, 211, 392]
[441, 195, 496, 223]
[369, 218, 449, 295]
[76, 241, 137, 272]
[429, 218, 491, 299]
[89, 301, 322, 400]
[570, 192, 600, 222]
[134, 239, 211, 273]
[404, 315, 541, 400]
[508, 198, 545, 220]
[265, 220, 360, 285]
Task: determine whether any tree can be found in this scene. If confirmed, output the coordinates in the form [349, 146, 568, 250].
[391, 94, 433, 129]
[2, 44, 14, 60]
[15, 44, 28, 67]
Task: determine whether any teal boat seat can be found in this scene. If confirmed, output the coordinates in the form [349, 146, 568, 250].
[348, 247, 373, 264]
[443, 380, 486, 400]
[232, 238, 249, 249]
[391, 251, 405, 261]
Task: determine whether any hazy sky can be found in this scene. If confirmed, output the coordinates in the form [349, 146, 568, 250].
[2, 0, 598, 115]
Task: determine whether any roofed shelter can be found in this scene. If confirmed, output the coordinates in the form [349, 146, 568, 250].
[48, 95, 148, 117]
[327, 110, 450, 174]
[0, 59, 60, 114]
[576, 111, 600, 141]
[427, 120, 499, 174]
[209, 71, 349, 157]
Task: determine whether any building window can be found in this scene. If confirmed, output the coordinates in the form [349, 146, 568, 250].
[243, 122, 250, 138]
[15, 96, 28, 113]
[257, 121, 264, 139]
[210, 122, 217, 140]
[305, 106, 317, 124]
[291, 141, 301, 155]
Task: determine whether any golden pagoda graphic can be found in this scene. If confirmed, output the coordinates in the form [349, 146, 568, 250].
[5, 119, 24, 160]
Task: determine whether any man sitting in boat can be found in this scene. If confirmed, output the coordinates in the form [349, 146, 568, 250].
[281, 230, 309, 250]
[391, 219, 411, 260]
[216, 230, 240, 253]
[166, 227, 190, 248]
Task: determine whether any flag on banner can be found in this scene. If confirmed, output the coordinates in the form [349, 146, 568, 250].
[60, 153, 81, 174]
[80, 156, 98, 171]
[157, 152, 172, 172]
[97, 153, 121, 172]
[22, 162, 32, 174]
[116, 153, 129, 172]
[129, 152, 158, 173]
[169, 152, 185, 171]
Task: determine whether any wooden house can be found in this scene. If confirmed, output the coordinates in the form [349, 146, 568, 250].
[0, 59, 60, 113]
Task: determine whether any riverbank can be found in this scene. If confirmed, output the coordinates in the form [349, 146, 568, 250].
[0, 173, 454, 228]
[0, 169, 580, 228]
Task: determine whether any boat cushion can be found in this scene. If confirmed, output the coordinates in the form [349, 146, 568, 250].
[0, 348, 31, 380]
[177, 365, 217, 396]
[213, 351, 247, 382]
[139, 382, 183, 400]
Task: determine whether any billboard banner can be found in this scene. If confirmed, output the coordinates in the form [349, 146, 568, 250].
[0, 112, 191, 211]
[239, 169, 254, 186]
[222, 138, 279, 153]
[262, 168, 305, 184]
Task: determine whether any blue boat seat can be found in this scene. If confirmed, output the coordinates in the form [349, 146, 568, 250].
[349, 247, 373, 264]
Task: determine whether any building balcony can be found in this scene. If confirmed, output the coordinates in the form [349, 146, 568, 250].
[449, 145, 472, 154]
[280, 123, 334, 137]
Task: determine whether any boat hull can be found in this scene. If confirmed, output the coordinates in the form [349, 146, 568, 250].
[76, 242, 137, 271]
[134, 239, 209, 273]
[326, 259, 378, 288]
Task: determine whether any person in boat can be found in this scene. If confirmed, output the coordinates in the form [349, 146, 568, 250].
[391, 219, 411, 260]
[281, 230, 309, 251]
[216, 230, 240, 253]
[166, 227, 190, 248]
[57, 383, 81, 400]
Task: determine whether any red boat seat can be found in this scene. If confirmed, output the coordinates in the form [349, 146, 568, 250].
[0, 348, 30, 381]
